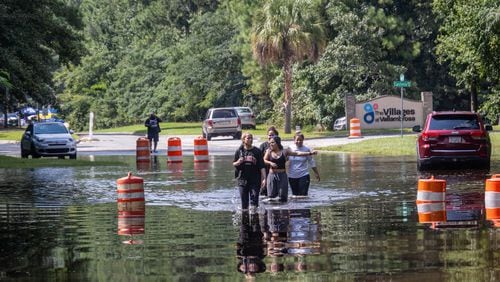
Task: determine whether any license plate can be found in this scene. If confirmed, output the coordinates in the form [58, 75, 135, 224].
[448, 136, 462, 143]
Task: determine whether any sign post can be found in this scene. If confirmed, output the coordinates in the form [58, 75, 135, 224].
[393, 75, 411, 137]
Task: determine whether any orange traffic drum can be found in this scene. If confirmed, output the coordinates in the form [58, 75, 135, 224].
[167, 137, 182, 163]
[136, 137, 151, 163]
[416, 176, 446, 203]
[116, 172, 145, 212]
[485, 174, 500, 221]
[348, 118, 362, 139]
[194, 136, 209, 163]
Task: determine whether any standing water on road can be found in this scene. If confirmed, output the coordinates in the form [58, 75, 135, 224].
[0, 154, 499, 280]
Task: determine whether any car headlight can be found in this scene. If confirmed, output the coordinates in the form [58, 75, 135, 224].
[35, 136, 45, 143]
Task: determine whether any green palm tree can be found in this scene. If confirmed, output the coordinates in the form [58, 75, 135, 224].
[251, 0, 326, 133]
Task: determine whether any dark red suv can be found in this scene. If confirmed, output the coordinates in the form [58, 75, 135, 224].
[412, 111, 492, 170]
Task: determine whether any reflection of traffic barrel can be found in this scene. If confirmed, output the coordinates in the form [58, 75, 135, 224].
[136, 137, 150, 163]
[194, 136, 209, 163]
[417, 202, 446, 223]
[167, 137, 182, 163]
[416, 176, 446, 203]
[485, 174, 500, 225]
[194, 162, 209, 190]
[118, 211, 145, 236]
[117, 172, 145, 212]
[348, 118, 362, 138]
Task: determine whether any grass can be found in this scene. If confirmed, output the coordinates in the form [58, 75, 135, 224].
[0, 128, 25, 141]
[0, 155, 126, 169]
[319, 135, 418, 156]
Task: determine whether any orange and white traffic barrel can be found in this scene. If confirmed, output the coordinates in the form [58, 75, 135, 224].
[194, 136, 209, 163]
[117, 172, 145, 212]
[167, 137, 182, 163]
[485, 174, 500, 226]
[136, 137, 150, 163]
[416, 176, 446, 203]
[348, 118, 362, 138]
[417, 202, 446, 224]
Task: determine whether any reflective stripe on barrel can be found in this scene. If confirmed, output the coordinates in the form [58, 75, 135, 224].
[168, 137, 182, 163]
[194, 136, 209, 163]
[485, 174, 500, 221]
[416, 176, 446, 203]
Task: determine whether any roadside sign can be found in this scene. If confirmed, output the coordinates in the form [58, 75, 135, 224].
[393, 81, 411, 88]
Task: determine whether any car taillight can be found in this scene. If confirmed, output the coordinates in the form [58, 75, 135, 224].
[207, 120, 213, 127]
[422, 133, 438, 142]
[470, 131, 487, 140]
[237, 117, 241, 126]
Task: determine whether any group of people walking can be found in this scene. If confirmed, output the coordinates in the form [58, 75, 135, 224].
[233, 126, 320, 212]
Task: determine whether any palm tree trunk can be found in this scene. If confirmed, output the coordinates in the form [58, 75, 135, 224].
[283, 57, 292, 134]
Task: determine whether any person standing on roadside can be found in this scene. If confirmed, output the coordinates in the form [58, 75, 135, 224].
[259, 126, 279, 197]
[288, 133, 320, 197]
[233, 132, 266, 212]
[264, 136, 316, 203]
[144, 112, 162, 153]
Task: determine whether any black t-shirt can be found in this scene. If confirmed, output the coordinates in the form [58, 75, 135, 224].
[233, 146, 265, 183]
[145, 116, 162, 134]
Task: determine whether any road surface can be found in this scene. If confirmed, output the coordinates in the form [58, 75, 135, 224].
[0, 133, 395, 157]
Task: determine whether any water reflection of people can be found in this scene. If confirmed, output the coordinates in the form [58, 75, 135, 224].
[236, 211, 266, 278]
[264, 208, 321, 273]
[265, 209, 290, 272]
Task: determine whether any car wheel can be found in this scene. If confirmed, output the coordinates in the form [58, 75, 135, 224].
[206, 134, 212, 141]
[21, 145, 29, 158]
[252, 125, 256, 130]
[30, 145, 40, 158]
[70, 153, 77, 160]
[234, 132, 242, 140]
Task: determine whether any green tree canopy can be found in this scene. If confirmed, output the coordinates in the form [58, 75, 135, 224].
[0, 0, 83, 107]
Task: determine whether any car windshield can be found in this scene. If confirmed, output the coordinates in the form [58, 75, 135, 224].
[236, 108, 251, 114]
[34, 123, 68, 134]
[213, 110, 236, 118]
[429, 115, 479, 130]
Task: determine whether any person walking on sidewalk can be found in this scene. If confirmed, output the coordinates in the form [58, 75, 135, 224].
[288, 133, 320, 197]
[233, 132, 266, 212]
[144, 112, 162, 153]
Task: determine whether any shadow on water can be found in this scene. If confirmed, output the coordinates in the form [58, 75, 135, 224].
[0, 153, 500, 280]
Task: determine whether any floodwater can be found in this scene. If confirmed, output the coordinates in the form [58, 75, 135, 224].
[1, 153, 500, 281]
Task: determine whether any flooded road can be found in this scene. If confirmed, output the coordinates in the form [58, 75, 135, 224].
[1, 154, 499, 280]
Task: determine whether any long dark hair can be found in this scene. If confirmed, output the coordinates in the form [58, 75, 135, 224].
[271, 136, 283, 150]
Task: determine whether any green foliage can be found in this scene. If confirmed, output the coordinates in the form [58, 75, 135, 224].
[2, 0, 493, 132]
[0, 0, 83, 107]
[251, 0, 327, 133]
[433, 0, 500, 112]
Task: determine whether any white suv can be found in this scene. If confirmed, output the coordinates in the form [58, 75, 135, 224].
[202, 107, 242, 141]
